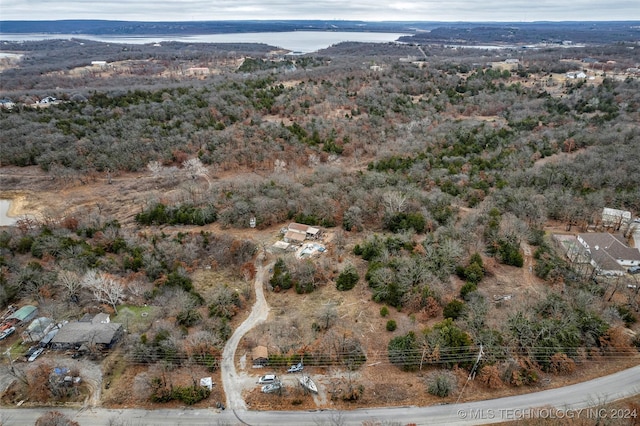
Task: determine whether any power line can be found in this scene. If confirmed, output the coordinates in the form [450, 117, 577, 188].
[106, 343, 639, 369]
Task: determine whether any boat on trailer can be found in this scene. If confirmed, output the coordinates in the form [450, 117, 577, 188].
[299, 375, 318, 393]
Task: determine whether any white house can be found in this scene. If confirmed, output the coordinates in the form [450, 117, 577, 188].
[566, 71, 587, 79]
[0, 99, 15, 109]
[602, 207, 632, 229]
[577, 233, 640, 276]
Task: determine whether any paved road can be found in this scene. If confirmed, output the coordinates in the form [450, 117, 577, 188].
[221, 255, 272, 410]
[2, 364, 639, 425]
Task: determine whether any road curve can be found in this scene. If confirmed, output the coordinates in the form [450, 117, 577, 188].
[2, 364, 639, 425]
[221, 255, 272, 410]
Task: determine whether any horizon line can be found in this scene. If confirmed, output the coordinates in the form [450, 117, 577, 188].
[2, 18, 640, 23]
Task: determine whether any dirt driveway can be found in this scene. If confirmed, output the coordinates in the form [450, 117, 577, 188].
[221, 254, 273, 410]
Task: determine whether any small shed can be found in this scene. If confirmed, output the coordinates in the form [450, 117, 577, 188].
[272, 241, 290, 251]
[200, 377, 213, 390]
[284, 230, 306, 244]
[252, 345, 269, 367]
[92, 313, 110, 324]
[22, 317, 53, 342]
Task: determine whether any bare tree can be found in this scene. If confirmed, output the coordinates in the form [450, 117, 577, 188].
[316, 302, 338, 331]
[274, 159, 287, 173]
[81, 270, 125, 314]
[146, 160, 163, 178]
[382, 190, 408, 215]
[182, 158, 210, 188]
[56, 270, 82, 302]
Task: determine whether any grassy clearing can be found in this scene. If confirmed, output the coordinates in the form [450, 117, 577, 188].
[112, 305, 157, 334]
[5, 339, 30, 359]
[192, 268, 252, 301]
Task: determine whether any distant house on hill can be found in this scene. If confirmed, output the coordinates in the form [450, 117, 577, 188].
[0, 99, 15, 110]
[186, 67, 210, 76]
[577, 233, 640, 276]
[39, 96, 57, 104]
[566, 71, 587, 79]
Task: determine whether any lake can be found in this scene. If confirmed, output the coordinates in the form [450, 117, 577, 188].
[0, 31, 409, 54]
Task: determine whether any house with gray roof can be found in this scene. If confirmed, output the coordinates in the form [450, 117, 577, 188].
[50, 314, 123, 350]
[577, 233, 640, 276]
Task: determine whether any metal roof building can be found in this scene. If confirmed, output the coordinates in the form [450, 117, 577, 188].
[7, 305, 38, 324]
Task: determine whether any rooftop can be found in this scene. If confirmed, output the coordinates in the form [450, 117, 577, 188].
[7, 305, 37, 322]
[51, 321, 122, 346]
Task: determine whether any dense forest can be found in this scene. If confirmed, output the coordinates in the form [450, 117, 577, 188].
[0, 35, 639, 407]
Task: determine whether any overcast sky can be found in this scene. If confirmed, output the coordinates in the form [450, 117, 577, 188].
[1, 0, 639, 22]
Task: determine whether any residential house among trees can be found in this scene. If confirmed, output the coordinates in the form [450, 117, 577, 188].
[577, 233, 640, 276]
[50, 314, 123, 351]
[283, 223, 321, 244]
[601, 207, 632, 230]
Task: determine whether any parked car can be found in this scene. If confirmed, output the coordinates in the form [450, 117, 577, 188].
[0, 326, 15, 340]
[27, 347, 44, 362]
[257, 374, 277, 384]
[261, 382, 283, 394]
[628, 266, 640, 275]
[287, 362, 304, 373]
[24, 346, 39, 358]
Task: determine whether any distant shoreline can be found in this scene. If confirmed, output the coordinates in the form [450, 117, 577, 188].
[0, 31, 410, 53]
[1, 20, 638, 46]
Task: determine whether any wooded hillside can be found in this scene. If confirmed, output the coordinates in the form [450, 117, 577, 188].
[0, 37, 639, 409]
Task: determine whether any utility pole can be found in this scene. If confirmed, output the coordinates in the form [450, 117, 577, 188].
[4, 349, 12, 372]
[468, 343, 484, 380]
[455, 344, 484, 405]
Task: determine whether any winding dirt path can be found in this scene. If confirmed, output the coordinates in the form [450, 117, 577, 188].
[221, 254, 272, 410]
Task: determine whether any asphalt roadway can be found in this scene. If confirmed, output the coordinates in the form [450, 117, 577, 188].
[1, 363, 639, 425]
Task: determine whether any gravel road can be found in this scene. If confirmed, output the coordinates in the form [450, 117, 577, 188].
[221, 254, 273, 410]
